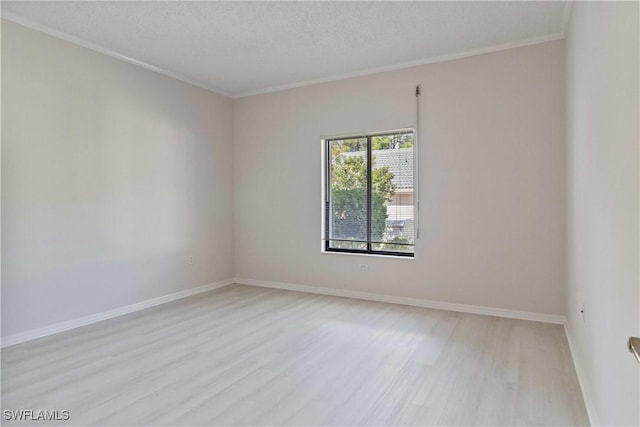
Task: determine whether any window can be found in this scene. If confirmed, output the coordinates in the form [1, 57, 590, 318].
[323, 130, 415, 257]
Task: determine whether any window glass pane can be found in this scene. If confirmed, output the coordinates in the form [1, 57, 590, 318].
[371, 241, 414, 253]
[325, 131, 414, 256]
[371, 132, 414, 253]
[328, 138, 368, 250]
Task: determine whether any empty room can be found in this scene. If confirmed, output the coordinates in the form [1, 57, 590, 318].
[1, 1, 638, 426]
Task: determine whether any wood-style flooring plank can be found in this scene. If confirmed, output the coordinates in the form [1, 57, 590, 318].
[1, 284, 590, 426]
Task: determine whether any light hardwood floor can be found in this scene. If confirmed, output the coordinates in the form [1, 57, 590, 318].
[1, 284, 589, 426]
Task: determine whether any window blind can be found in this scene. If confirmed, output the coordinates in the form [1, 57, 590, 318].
[325, 130, 415, 257]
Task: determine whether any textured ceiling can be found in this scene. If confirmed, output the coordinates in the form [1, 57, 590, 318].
[2, 1, 567, 97]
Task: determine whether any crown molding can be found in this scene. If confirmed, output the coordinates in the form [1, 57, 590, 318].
[234, 32, 565, 98]
[561, 1, 574, 37]
[1, 12, 232, 98]
[3, 10, 565, 100]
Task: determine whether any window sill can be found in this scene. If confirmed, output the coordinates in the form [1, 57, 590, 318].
[321, 249, 415, 260]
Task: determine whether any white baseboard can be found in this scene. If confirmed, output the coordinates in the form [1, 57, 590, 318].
[234, 277, 566, 324]
[2, 276, 566, 349]
[564, 323, 599, 426]
[1, 278, 235, 349]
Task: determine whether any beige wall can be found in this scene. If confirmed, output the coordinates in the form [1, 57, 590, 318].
[1, 21, 234, 337]
[4, 9, 638, 420]
[565, 2, 640, 425]
[234, 40, 566, 315]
